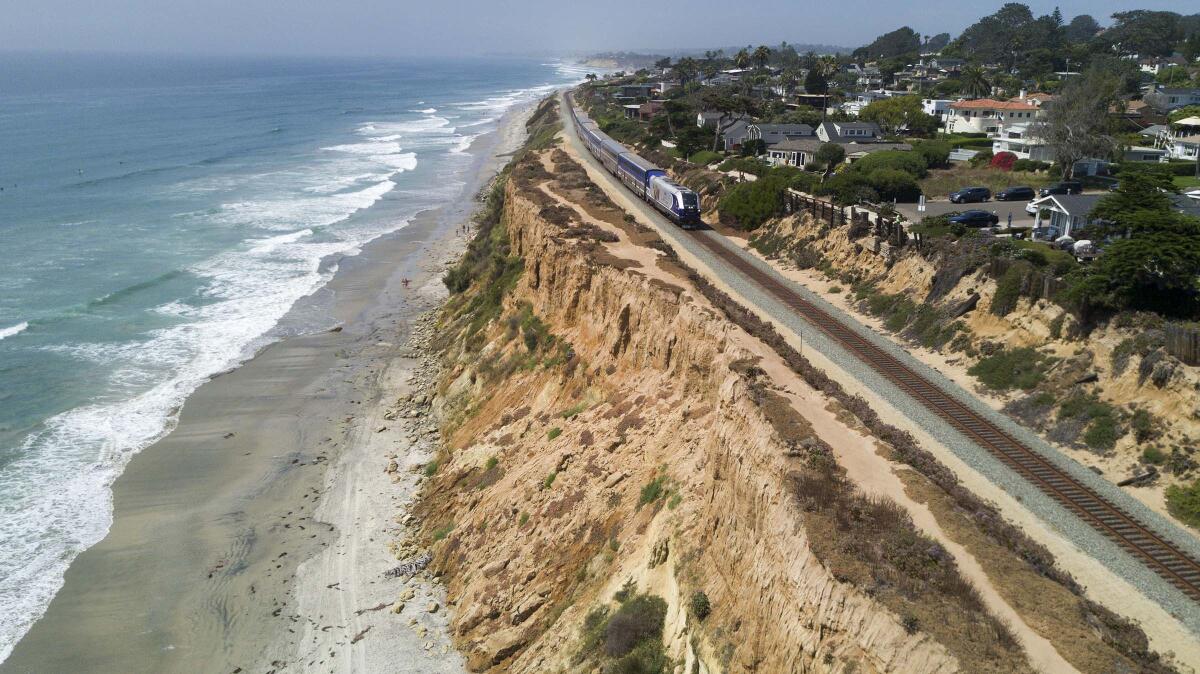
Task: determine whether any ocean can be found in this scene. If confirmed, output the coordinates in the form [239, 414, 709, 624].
[0, 52, 586, 660]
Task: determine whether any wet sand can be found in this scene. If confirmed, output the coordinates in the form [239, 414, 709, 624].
[1, 100, 539, 674]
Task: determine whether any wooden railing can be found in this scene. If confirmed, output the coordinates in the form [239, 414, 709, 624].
[784, 190, 907, 247]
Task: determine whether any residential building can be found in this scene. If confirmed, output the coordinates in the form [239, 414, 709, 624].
[991, 123, 1053, 161]
[766, 139, 911, 167]
[927, 57, 964, 72]
[616, 84, 656, 100]
[842, 91, 891, 117]
[1029, 194, 1103, 239]
[697, 111, 725, 128]
[655, 81, 679, 95]
[1158, 116, 1200, 160]
[921, 99, 953, 120]
[1144, 86, 1200, 113]
[746, 123, 814, 146]
[718, 120, 752, 152]
[1123, 145, 1168, 162]
[945, 98, 1041, 134]
[816, 121, 883, 142]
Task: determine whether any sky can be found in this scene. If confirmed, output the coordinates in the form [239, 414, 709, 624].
[1, 0, 1196, 58]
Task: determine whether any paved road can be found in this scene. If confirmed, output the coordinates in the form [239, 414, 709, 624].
[895, 199, 1036, 227]
[559, 93, 1200, 629]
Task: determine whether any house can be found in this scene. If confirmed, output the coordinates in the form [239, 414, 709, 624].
[1010, 91, 1054, 107]
[1029, 194, 1104, 239]
[945, 98, 1041, 134]
[816, 121, 882, 142]
[766, 139, 911, 167]
[625, 100, 664, 122]
[991, 123, 1053, 161]
[842, 91, 891, 116]
[1159, 116, 1200, 160]
[928, 57, 964, 72]
[1123, 145, 1168, 162]
[922, 99, 954, 120]
[718, 120, 752, 152]
[697, 111, 725, 128]
[655, 81, 679, 95]
[617, 84, 656, 100]
[747, 123, 815, 146]
[1144, 86, 1200, 113]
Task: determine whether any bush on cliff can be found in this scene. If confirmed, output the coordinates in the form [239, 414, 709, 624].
[718, 175, 789, 230]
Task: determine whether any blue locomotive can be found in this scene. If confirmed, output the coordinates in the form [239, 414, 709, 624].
[569, 99, 701, 229]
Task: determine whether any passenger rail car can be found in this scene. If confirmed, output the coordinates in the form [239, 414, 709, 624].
[567, 99, 700, 228]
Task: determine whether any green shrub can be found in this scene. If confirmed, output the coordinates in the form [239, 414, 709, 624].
[911, 139, 951, 169]
[688, 150, 722, 166]
[1142, 446, 1166, 465]
[991, 265, 1026, 316]
[718, 175, 789, 230]
[1166, 480, 1200, 528]
[1131, 409, 1158, 443]
[548, 427, 562, 440]
[638, 474, 668, 507]
[689, 591, 711, 620]
[518, 511, 530, 526]
[604, 594, 668, 658]
[485, 455, 499, 471]
[862, 168, 922, 202]
[543, 471, 557, 489]
[1083, 415, 1120, 451]
[850, 150, 929, 179]
[968, 347, 1050, 390]
[432, 522, 454, 541]
[717, 157, 767, 176]
[423, 460, 439, 477]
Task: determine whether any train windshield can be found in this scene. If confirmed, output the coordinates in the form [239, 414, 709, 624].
[680, 192, 699, 209]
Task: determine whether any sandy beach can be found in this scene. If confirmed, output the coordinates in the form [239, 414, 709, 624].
[0, 99, 540, 674]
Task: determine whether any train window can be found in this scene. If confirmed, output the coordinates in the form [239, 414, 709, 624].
[681, 192, 698, 208]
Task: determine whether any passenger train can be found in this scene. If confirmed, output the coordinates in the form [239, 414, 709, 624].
[568, 99, 701, 228]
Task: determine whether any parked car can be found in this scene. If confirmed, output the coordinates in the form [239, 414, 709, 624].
[995, 186, 1035, 201]
[948, 210, 1000, 227]
[1038, 180, 1082, 197]
[949, 186, 991, 203]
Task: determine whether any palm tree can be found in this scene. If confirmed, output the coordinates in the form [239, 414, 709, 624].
[752, 45, 772, 70]
[961, 66, 991, 98]
[733, 49, 751, 70]
[817, 55, 839, 77]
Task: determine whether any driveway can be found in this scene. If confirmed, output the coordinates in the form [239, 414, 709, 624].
[895, 199, 1036, 227]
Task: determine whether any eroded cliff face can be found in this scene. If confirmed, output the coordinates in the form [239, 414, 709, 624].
[414, 148, 972, 673]
[750, 211, 1200, 519]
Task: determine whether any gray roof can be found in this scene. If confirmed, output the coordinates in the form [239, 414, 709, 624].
[1139, 124, 1167, 136]
[721, 120, 751, 139]
[770, 138, 824, 152]
[751, 123, 814, 135]
[1047, 194, 1102, 216]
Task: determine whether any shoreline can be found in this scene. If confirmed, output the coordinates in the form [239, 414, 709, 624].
[0, 98, 541, 674]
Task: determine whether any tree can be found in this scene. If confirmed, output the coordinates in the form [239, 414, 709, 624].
[700, 88, 755, 152]
[854, 27, 921, 60]
[672, 57, 700, 85]
[804, 68, 828, 96]
[674, 125, 711, 162]
[815, 143, 846, 173]
[1064, 14, 1101, 42]
[1034, 68, 1120, 178]
[733, 49, 751, 69]
[859, 96, 939, 136]
[960, 66, 992, 98]
[585, 73, 597, 83]
[951, 3, 1035, 69]
[1157, 67, 1193, 87]
[752, 45, 772, 70]
[1102, 10, 1182, 57]
[654, 57, 672, 71]
[1169, 106, 1200, 124]
[926, 33, 952, 52]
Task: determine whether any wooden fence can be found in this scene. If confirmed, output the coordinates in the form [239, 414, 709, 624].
[784, 190, 907, 247]
[1166, 323, 1200, 366]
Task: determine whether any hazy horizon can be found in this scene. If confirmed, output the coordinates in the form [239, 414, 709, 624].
[3, 1, 1197, 60]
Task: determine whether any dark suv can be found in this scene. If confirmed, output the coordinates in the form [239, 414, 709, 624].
[949, 186, 991, 203]
[1038, 180, 1082, 197]
[948, 210, 1000, 227]
[995, 186, 1035, 201]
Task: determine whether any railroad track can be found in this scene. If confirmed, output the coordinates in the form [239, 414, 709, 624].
[686, 229, 1200, 603]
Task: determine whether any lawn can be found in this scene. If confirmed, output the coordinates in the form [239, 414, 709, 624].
[1174, 175, 1200, 191]
[920, 167, 1054, 198]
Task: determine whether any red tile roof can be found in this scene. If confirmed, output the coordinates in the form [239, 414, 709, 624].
[951, 98, 1039, 111]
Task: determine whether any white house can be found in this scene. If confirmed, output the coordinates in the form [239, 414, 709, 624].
[991, 123, 1053, 161]
[921, 99, 953, 120]
[1029, 194, 1103, 239]
[816, 121, 882, 142]
[1159, 116, 1200, 161]
[945, 98, 1041, 134]
[1145, 86, 1200, 113]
